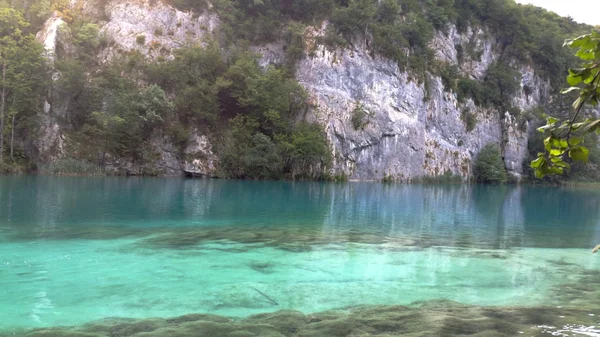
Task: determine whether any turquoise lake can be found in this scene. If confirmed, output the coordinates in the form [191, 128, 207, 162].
[1, 176, 600, 336]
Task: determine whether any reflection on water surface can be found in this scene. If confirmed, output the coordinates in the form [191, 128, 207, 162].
[0, 177, 599, 336]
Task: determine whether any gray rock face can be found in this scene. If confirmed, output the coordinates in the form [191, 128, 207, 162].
[35, 1, 549, 180]
[101, 132, 216, 176]
[35, 15, 66, 163]
[98, 0, 218, 60]
[291, 23, 543, 181]
[182, 131, 219, 176]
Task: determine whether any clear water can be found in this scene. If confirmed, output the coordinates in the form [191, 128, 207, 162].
[1, 176, 599, 335]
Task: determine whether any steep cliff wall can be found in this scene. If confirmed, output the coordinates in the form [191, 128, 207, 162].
[36, 0, 551, 180]
[290, 24, 547, 181]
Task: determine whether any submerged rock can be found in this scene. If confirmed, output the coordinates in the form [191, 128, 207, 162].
[11, 300, 600, 337]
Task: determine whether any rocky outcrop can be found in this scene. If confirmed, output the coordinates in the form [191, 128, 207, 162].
[35, 14, 66, 163]
[182, 131, 219, 176]
[290, 24, 542, 181]
[101, 132, 216, 176]
[96, 0, 218, 61]
[35, 0, 550, 180]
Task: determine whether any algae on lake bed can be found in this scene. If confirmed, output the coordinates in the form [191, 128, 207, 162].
[6, 300, 600, 337]
[4, 267, 600, 337]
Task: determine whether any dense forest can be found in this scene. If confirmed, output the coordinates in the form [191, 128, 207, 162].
[0, 0, 597, 182]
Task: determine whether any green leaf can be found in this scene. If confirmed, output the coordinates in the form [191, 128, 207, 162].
[544, 136, 552, 151]
[571, 122, 587, 131]
[576, 49, 597, 61]
[568, 136, 583, 146]
[550, 138, 569, 149]
[569, 147, 589, 162]
[531, 157, 544, 169]
[582, 69, 594, 84]
[534, 169, 545, 179]
[567, 75, 582, 86]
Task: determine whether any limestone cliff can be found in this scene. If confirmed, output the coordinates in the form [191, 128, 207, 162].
[291, 24, 544, 181]
[36, 0, 549, 180]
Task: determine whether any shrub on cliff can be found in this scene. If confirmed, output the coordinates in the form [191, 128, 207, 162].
[474, 144, 507, 184]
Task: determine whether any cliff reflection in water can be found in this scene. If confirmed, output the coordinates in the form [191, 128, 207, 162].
[1, 177, 599, 250]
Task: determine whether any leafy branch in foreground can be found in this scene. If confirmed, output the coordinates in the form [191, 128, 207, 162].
[530, 31, 600, 253]
[532, 31, 600, 179]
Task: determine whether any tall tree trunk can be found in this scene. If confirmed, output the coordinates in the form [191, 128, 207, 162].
[0, 61, 6, 162]
[10, 114, 15, 162]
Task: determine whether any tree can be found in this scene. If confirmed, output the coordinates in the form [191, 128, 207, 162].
[220, 115, 259, 179]
[474, 143, 507, 184]
[531, 31, 600, 179]
[243, 133, 282, 179]
[0, 8, 48, 163]
[275, 123, 332, 180]
[482, 62, 521, 110]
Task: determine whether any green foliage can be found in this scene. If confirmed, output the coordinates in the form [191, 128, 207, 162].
[278, 123, 332, 180]
[226, 57, 307, 135]
[0, 161, 25, 174]
[351, 102, 371, 130]
[460, 109, 476, 132]
[0, 8, 49, 164]
[148, 43, 328, 180]
[455, 62, 520, 112]
[532, 31, 600, 179]
[221, 118, 331, 180]
[418, 170, 463, 184]
[170, 0, 209, 14]
[169, 0, 589, 98]
[456, 77, 483, 105]
[147, 42, 227, 127]
[283, 22, 306, 73]
[439, 63, 459, 92]
[474, 144, 507, 184]
[72, 22, 101, 57]
[481, 62, 521, 111]
[0, 1, 335, 178]
[39, 158, 103, 176]
[66, 57, 174, 170]
[221, 116, 271, 179]
[244, 132, 282, 179]
[329, 172, 348, 182]
[331, 0, 377, 40]
[328, 0, 437, 80]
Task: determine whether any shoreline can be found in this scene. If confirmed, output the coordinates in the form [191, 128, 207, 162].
[0, 172, 600, 187]
[2, 173, 600, 189]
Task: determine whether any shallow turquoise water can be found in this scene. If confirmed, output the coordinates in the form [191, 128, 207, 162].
[1, 177, 599, 332]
